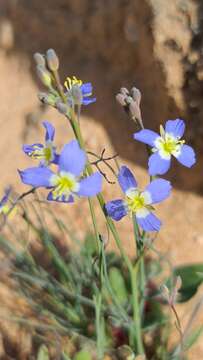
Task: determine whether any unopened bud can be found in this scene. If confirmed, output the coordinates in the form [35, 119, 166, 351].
[170, 276, 182, 305]
[33, 52, 45, 67]
[46, 48, 59, 72]
[116, 93, 126, 107]
[71, 85, 83, 105]
[129, 100, 142, 122]
[120, 87, 129, 96]
[38, 92, 56, 106]
[36, 65, 52, 88]
[131, 87, 141, 105]
[56, 101, 69, 114]
[160, 284, 170, 303]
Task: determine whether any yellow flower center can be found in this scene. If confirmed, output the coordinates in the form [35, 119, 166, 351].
[30, 144, 53, 163]
[50, 172, 79, 200]
[126, 192, 145, 213]
[154, 125, 185, 159]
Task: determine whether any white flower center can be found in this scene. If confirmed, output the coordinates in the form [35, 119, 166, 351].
[125, 188, 153, 218]
[153, 125, 185, 160]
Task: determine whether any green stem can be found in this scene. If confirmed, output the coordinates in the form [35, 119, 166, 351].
[68, 111, 145, 353]
[133, 221, 146, 319]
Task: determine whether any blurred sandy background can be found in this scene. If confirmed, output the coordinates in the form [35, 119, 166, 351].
[0, 0, 203, 358]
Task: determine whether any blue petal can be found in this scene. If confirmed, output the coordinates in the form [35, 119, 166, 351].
[77, 172, 102, 197]
[19, 167, 54, 188]
[145, 179, 172, 204]
[47, 192, 74, 203]
[118, 166, 137, 193]
[52, 153, 60, 165]
[165, 119, 185, 138]
[59, 140, 86, 176]
[136, 212, 161, 232]
[82, 97, 96, 105]
[148, 152, 171, 176]
[0, 187, 11, 207]
[23, 143, 43, 156]
[175, 144, 196, 168]
[43, 121, 55, 142]
[133, 129, 159, 147]
[105, 200, 127, 221]
[81, 83, 93, 95]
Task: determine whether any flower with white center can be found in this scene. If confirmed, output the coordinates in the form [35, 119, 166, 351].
[19, 140, 102, 203]
[133, 119, 196, 175]
[23, 121, 58, 167]
[105, 166, 172, 232]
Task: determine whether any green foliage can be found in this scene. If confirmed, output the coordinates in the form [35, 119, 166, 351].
[37, 345, 50, 360]
[172, 264, 203, 302]
[73, 350, 92, 360]
[109, 267, 128, 304]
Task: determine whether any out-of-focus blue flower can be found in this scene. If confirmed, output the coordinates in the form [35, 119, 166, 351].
[23, 121, 58, 166]
[105, 166, 171, 232]
[133, 119, 196, 176]
[64, 76, 96, 107]
[0, 187, 11, 215]
[19, 140, 102, 203]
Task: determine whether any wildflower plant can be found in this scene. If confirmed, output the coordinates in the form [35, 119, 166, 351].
[0, 48, 203, 359]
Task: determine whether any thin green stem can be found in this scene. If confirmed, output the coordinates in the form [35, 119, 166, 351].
[67, 111, 145, 353]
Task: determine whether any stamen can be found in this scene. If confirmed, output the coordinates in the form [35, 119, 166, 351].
[64, 76, 83, 90]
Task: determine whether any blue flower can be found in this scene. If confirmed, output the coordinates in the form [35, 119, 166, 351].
[0, 187, 11, 215]
[64, 76, 96, 107]
[133, 119, 196, 175]
[105, 166, 172, 232]
[23, 121, 59, 167]
[19, 140, 102, 203]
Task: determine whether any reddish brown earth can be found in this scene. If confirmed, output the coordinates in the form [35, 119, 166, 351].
[0, 1, 203, 358]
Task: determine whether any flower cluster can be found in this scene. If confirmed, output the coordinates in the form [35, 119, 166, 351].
[20, 124, 102, 203]
[105, 117, 196, 231]
[18, 57, 196, 234]
[33, 50, 96, 116]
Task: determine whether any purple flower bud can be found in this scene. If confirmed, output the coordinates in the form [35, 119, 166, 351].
[46, 48, 59, 72]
